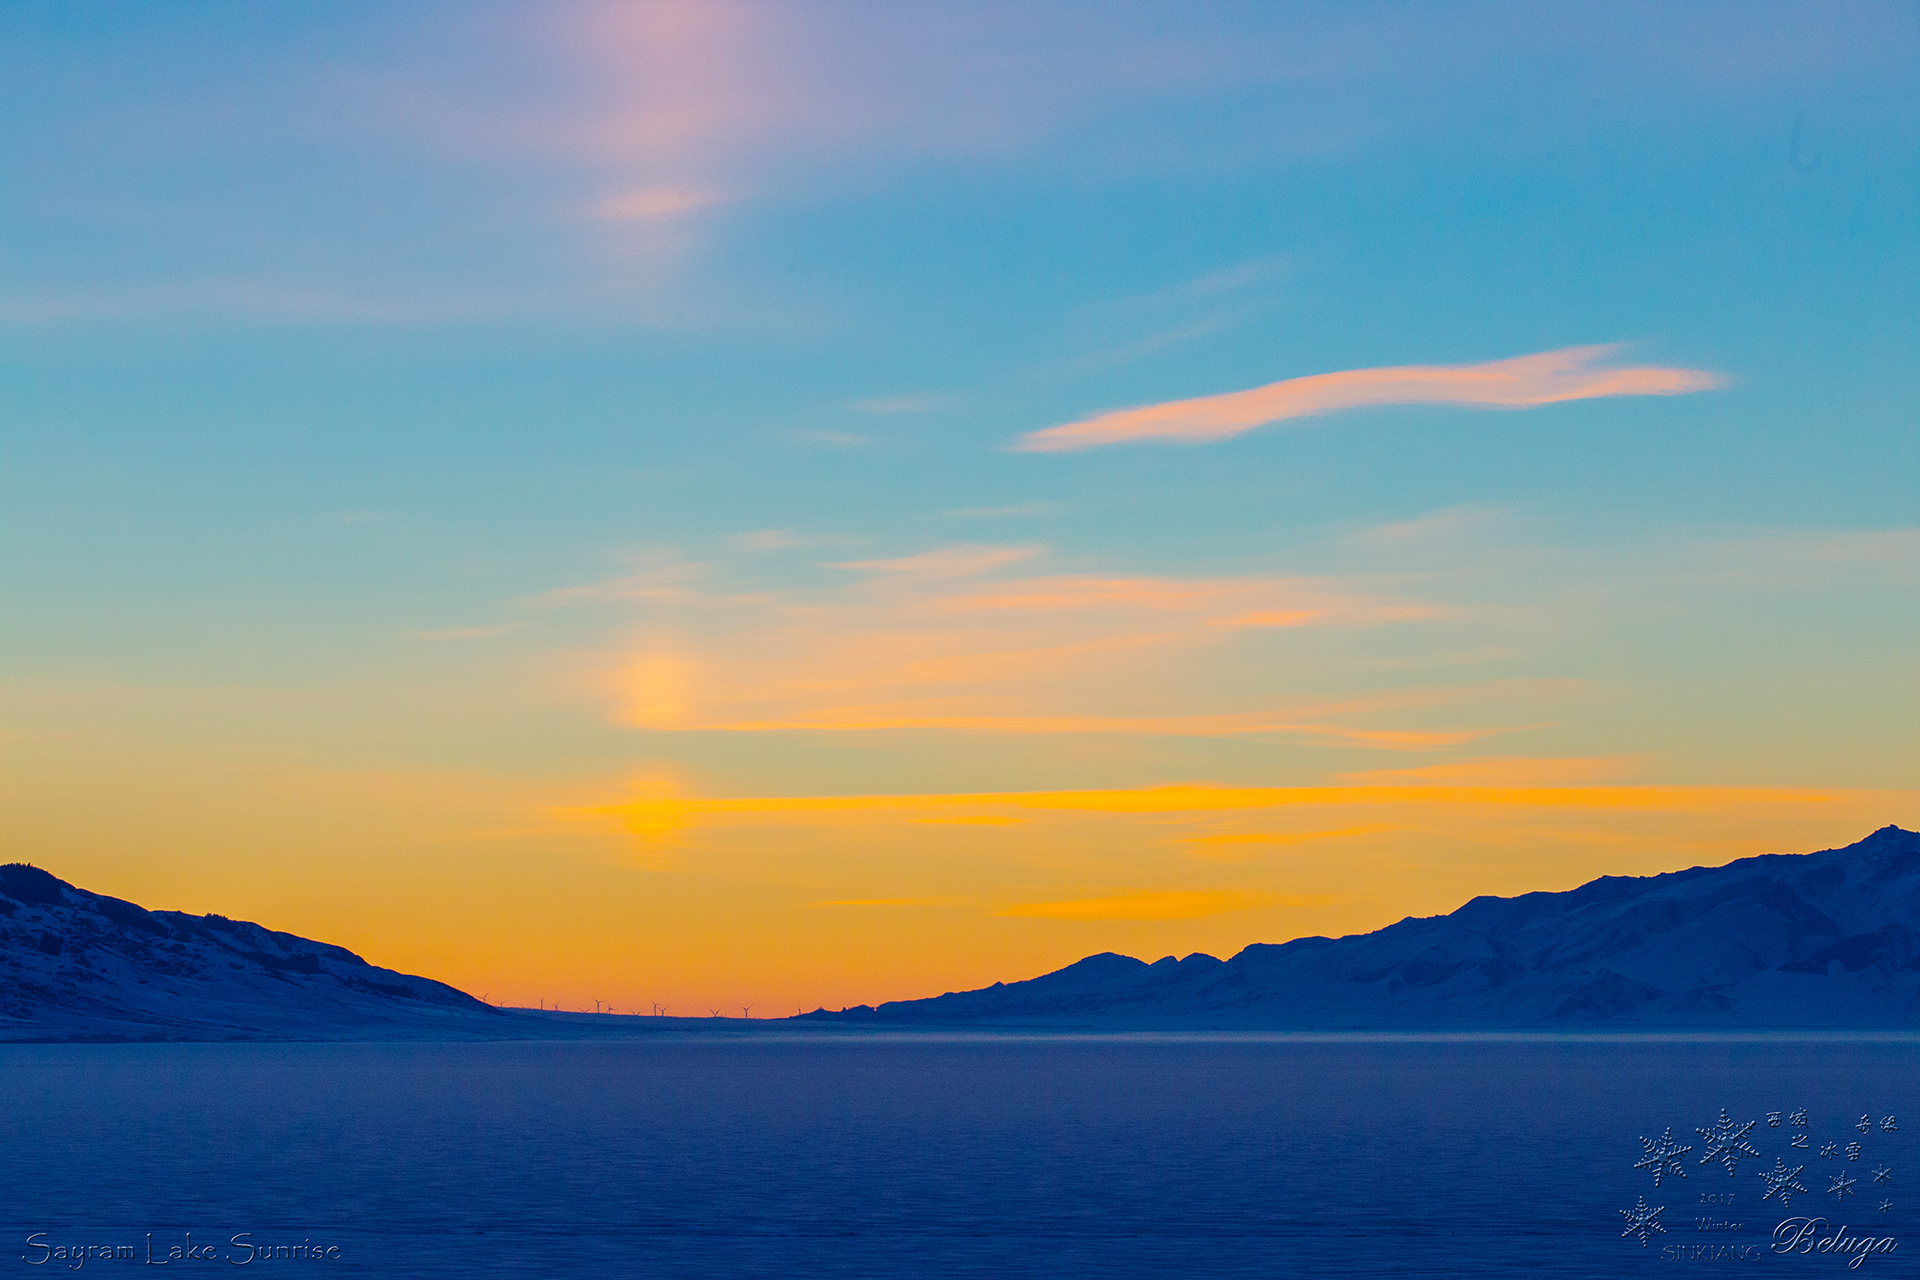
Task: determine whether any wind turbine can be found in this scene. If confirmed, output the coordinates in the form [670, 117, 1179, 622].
[741, 1005, 752, 1019]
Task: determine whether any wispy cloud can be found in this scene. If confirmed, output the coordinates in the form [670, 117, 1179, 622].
[1689, 528, 1920, 585]
[934, 573, 1437, 626]
[832, 545, 1037, 583]
[1338, 756, 1638, 786]
[702, 712, 1500, 745]
[543, 522, 1920, 755]
[1054, 258, 1290, 372]
[731, 529, 863, 553]
[548, 544, 1479, 742]
[524, 559, 708, 607]
[731, 529, 806, 551]
[1778, 530, 1920, 567]
[997, 889, 1290, 920]
[1090, 258, 1289, 319]
[1353, 505, 1502, 546]
[1015, 345, 1725, 452]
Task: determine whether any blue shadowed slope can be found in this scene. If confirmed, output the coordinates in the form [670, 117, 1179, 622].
[0, 863, 503, 1041]
[11, 827, 1920, 1038]
[804, 826, 1920, 1029]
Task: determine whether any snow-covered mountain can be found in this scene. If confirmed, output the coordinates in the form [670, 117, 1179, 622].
[0, 863, 499, 1041]
[14, 826, 1920, 1039]
[806, 826, 1920, 1029]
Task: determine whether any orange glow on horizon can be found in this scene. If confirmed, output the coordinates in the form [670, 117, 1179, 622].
[6, 717, 1914, 1017]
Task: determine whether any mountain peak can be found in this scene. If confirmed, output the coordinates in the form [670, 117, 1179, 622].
[1839, 824, 1918, 853]
[0, 864, 72, 907]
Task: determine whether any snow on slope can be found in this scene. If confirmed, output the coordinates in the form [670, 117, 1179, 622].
[806, 826, 1920, 1029]
[0, 863, 497, 1041]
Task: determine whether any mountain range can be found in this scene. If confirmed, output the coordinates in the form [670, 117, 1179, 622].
[0, 862, 504, 1041]
[806, 825, 1920, 1029]
[7, 825, 1919, 1039]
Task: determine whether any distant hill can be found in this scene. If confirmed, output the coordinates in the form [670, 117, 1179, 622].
[0, 863, 505, 1041]
[805, 826, 1920, 1029]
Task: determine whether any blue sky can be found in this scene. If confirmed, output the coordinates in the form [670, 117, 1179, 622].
[2, 1, 1915, 1009]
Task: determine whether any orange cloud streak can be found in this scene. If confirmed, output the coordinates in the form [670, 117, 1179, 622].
[1339, 756, 1640, 786]
[998, 890, 1304, 920]
[1186, 825, 1388, 849]
[1015, 345, 1724, 452]
[572, 781, 1841, 837]
[700, 711, 1499, 746]
[561, 550, 1460, 744]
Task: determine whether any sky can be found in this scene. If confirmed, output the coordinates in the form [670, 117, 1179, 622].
[1, 1, 1916, 1015]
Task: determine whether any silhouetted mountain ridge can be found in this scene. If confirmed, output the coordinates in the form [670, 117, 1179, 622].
[804, 826, 1920, 1028]
[14, 827, 1918, 1039]
[0, 863, 497, 1040]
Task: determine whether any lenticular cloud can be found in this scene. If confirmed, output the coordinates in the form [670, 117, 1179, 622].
[1015, 344, 1723, 452]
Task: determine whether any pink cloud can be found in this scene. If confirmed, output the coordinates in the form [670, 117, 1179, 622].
[1015, 345, 1725, 452]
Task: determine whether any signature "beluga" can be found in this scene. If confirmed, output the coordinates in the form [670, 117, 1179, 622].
[1773, 1218, 1898, 1269]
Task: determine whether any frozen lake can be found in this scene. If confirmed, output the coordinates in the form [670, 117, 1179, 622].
[3, 1035, 1914, 1276]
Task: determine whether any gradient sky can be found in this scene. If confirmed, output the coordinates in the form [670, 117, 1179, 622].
[2, 1, 1916, 1015]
